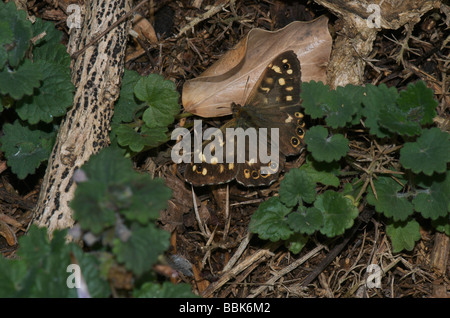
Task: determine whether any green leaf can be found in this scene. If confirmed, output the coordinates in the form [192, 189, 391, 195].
[325, 84, 363, 128]
[0, 59, 42, 100]
[361, 84, 397, 138]
[0, 20, 13, 68]
[249, 197, 293, 242]
[112, 69, 144, 124]
[288, 206, 323, 235]
[115, 124, 169, 153]
[314, 191, 359, 237]
[0, 1, 32, 67]
[305, 126, 349, 162]
[412, 172, 450, 220]
[0, 257, 28, 297]
[299, 161, 340, 187]
[300, 81, 331, 118]
[120, 176, 172, 224]
[17, 226, 76, 297]
[71, 181, 115, 234]
[16, 60, 74, 124]
[432, 216, 450, 236]
[0, 120, 55, 179]
[135, 74, 180, 129]
[397, 81, 438, 125]
[400, 128, 450, 176]
[285, 233, 309, 254]
[378, 104, 422, 136]
[31, 17, 70, 68]
[133, 282, 197, 298]
[366, 176, 413, 221]
[113, 223, 170, 276]
[70, 245, 111, 298]
[279, 168, 316, 207]
[386, 219, 421, 253]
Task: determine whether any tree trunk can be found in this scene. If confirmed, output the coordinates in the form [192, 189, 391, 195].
[32, 0, 131, 237]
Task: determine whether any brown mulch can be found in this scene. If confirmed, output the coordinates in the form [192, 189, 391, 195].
[0, 0, 449, 298]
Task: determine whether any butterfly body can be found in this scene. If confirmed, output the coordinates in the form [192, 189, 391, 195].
[184, 51, 305, 187]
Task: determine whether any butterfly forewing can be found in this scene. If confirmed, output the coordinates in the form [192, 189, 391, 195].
[184, 50, 305, 187]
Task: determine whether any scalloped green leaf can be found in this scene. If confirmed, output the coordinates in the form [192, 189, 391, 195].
[288, 206, 323, 235]
[400, 128, 450, 175]
[432, 216, 450, 236]
[397, 81, 438, 125]
[0, 59, 42, 100]
[115, 124, 169, 153]
[249, 197, 293, 242]
[285, 233, 309, 254]
[0, 257, 28, 297]
[299, 161, 340, 187]
[325, 84, 363, 128]
[366, 176, 413, 221]
[112, 69, 144, 125]
[361, 83, 398, 138]
[314, 191, 359, 237]
[0, 20, 13, 68]
[279, 168, 317, 207]
[0, 120, 55, 179]
[113, 223, 170, 276]
[386, 219, 421, 253]
[135, 74, 180, 129]
[71, 181, 115, 234]
[378, 105, 422, 136]
[0, 1, 32, 67]
[31, 17, 70, 68]
[119, 176, 172, 224]
[305, 126, 349, 162]
[15, 60, 74, 124]
[412, 172, 450, 220]
[300, 81, 331, 118]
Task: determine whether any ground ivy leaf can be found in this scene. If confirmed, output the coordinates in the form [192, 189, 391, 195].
[0, 1, 32, 67]
[432, 216, 450, 236]
[288, 206, 323, 235]
[113, 223, 170, 276]
[112, 69, 144, 125]
[0, 120, 55, 179]
[249, 197, 293, 242]
[397, 80, 438, 125]
[325, 84, 362, 128]
[0, 20, 13, 68]
[386, 219, 421, 253]
[305, 126, 349, 162]
[119, 176, 172, 224]
[71, 181, 115, 234]
[299, 161, 340, 187]
[412, 172, 450, 220]
[361, 84, 397, 138]
[366, 176, 413, 221]
[400, 128, 450, 175]
[135, 74, 180, 129]
[314, 191, 359, 237]
[279, 168, 317, 207]
[16, 60, 74, 124]
[300, 81, 331, 118]
[115, 124, 169, 153]
[378, 105, 422, 136]
[0, 59, 42, 100]
[285, 233, 309, 254]
[0, 257, 28, 297]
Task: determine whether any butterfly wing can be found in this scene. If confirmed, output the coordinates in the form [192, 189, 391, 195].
[243, 50, 305, 157]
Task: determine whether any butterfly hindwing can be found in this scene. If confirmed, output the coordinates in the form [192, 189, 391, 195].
[184, 50, 304, 187]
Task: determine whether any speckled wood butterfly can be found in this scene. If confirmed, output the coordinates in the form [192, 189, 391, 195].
[184, 50, 305, 186]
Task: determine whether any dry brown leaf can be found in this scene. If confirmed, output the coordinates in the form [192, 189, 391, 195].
[133, 13, 158, 44]
[182, 16, 332, 118]
[0, 219, 18, 246]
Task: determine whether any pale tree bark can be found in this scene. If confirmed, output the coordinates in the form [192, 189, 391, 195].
[314, 0, 441, 88]
[32, 0, 132, 236]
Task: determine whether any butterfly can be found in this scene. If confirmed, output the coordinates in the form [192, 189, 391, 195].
[183, 50, 306, 187]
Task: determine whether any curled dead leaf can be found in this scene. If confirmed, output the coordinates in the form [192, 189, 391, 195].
[182, 16, 332, 118]
[0, 219, 18, 246]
